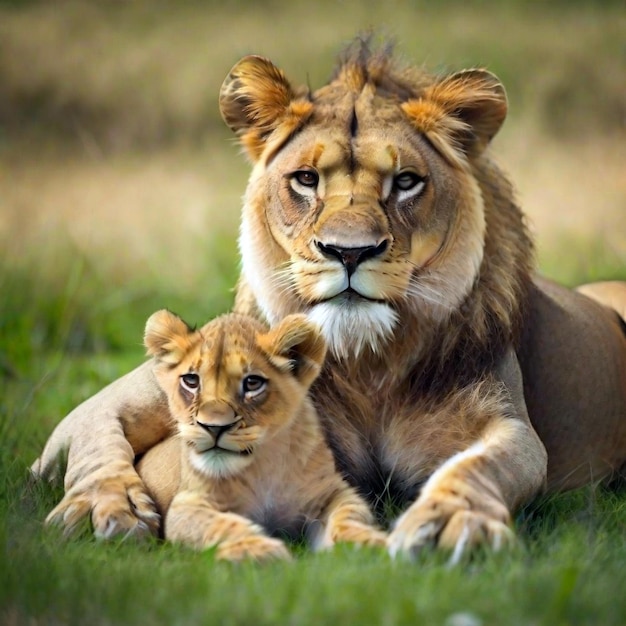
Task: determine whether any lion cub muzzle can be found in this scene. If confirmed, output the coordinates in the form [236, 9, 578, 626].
[195, 401, 243, 445]
[197, 418, 242, 442]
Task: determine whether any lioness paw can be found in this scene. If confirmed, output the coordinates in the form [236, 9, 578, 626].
[216, 535, 292, 562]
[46, 471, 159, 540]
[387, 492, 513, 562]
[438, 510, 515, 562]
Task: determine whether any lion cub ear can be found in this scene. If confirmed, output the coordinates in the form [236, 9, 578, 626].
[144, 309, 194, 365]
[219, 55, 313, 161]
[402, 68, 507, 167]
[259, 314, 327, 388]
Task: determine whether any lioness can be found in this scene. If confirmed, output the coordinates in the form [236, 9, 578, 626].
[32, 39, 626, 557]
[137, 309, 386, 561]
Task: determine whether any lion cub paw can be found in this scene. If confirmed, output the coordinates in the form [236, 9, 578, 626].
[316, 522, 388, 551]
[387, 492, 514, 562]
[216, 535, 292, 562]
[46, 470, 160, 540]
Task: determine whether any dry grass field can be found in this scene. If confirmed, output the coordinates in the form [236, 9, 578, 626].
[1, 1, 625, 294]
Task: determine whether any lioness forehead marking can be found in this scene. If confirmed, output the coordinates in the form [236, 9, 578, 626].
[295, 141, 328, 171]
[350, 107, 358, 138]
[314, 141, 347, 171]
[353, 141, 397, 175]
[386, 146, 399, 170]
[311, 139, 396, 177]
[311, 142, 325, 169]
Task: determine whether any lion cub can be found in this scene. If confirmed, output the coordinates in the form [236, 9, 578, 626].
[138, 310, 386, 561]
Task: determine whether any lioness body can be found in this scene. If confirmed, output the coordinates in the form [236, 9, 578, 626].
[136, 311, 385, 560]
[306, 277, 626, 505]
[521, 279, 626, 489]
[33, 40, 626, 555]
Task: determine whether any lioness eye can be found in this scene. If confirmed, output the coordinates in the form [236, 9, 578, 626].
[292, 169, 319, 188]
[393, 171, 425, 192]
[242, 374, 267, 397]
[180, 372, 200, 392]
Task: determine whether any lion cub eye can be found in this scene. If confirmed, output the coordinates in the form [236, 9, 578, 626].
[393, 171, 426, 194]
[291, 169, 319, 189]
[241, 374, 268, 399]
[180, 372, 200, 393]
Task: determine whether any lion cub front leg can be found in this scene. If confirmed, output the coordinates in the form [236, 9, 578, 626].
[315, 485, 387, 550]
[165, 491, 291, 562]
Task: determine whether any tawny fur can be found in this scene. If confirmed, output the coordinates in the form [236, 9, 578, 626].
[33, 38, 626, 556]
[135, 310, 385, 561]
[576, 281, 626, 321]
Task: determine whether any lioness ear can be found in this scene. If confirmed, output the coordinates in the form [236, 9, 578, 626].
[219, 55, 313, 161]
[144, 309, 194, 365]
[402, 69, 507, 167]
[259, 314, 327, 387]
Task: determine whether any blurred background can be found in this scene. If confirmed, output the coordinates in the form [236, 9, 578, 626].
[1, 0, 625, 376]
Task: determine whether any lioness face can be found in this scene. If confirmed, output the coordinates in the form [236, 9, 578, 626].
[144, 310, 325, 478]
[222, 55, 506, 358]
[241, 109, 485, 357]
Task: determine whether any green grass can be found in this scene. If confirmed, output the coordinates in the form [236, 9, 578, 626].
[3, 422, 626, 626]
[3, 398, 626, 626]
[2, 1, 626, 624]
[2, 247, 626, 626]
[538, 235, 626, 289]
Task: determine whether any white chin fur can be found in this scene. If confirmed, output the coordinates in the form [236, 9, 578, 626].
[307, 298, 398, 359]
[190, 449, 253, 479]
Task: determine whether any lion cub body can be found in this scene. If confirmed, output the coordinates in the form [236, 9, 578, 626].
[137, 310, 385, 561]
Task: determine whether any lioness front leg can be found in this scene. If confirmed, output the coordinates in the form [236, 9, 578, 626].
[45, 456, 160, 539]
[315, 486, 387, 550]
[32, 361, 172, 539]
[388, 415, 546, 561]
[388, 352, 547, 561]
[166, 492, 291, 562]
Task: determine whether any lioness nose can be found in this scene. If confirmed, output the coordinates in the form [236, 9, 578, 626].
[198, 420, 240, 440]
[317, 240, 388, 276]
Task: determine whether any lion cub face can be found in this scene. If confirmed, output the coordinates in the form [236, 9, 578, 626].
[144, 310, 326, 479]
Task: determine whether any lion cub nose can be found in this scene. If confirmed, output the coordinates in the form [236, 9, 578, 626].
[199, 421, 240, 440]
[196, 402, 239, 440]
